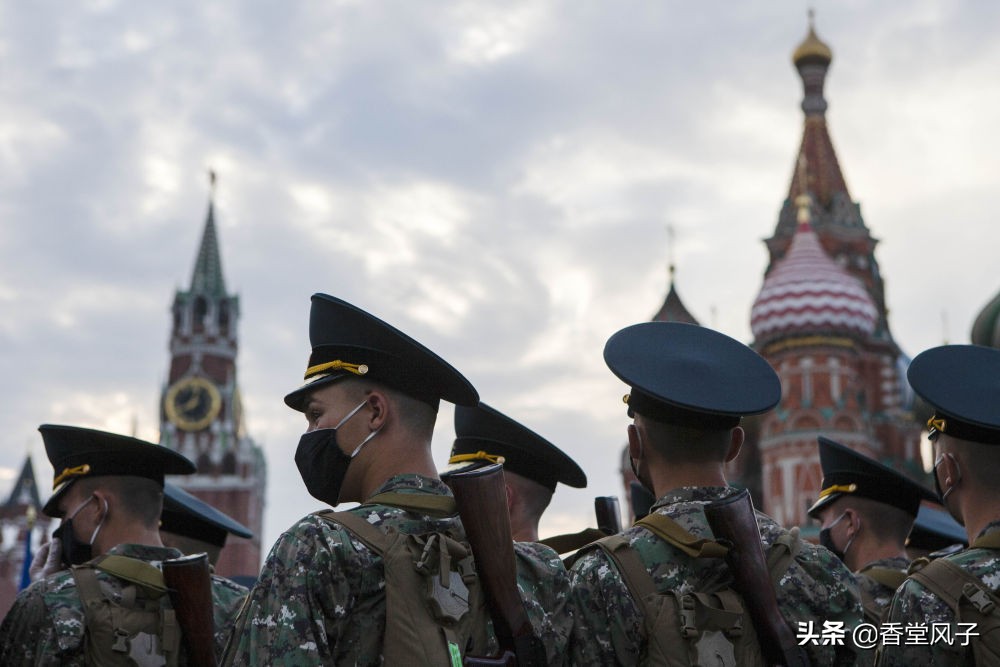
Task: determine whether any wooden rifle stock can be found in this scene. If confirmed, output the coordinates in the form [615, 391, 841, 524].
[703, 489, 809, 667]
[162, 552, 217, 667]
[594, 496, 622, 535]
[446, 462, 547, 667]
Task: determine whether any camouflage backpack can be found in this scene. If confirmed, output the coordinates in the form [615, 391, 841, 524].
[70, 554, 182, 667]
[586, 512, 801, 667]
[906, 534, 1000, 667]
[315, 493, 492, 667]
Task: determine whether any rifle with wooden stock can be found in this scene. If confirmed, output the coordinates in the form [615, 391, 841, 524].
[162, 552, 217, 667]
[447, 462, 547, 667]
[703, 489, 809, 667]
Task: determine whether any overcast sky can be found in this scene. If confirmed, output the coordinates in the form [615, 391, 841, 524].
[2, 1, 999, 551]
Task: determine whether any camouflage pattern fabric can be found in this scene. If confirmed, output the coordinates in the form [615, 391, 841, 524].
[569, 485, 864, 666]
[856, 556, 909, 621]
[220, 474, 571, 666]
[875, 520, 1000, 666]
[0, 542, 248, 666]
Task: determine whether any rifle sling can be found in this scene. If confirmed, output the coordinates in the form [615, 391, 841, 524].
[539, 528, 609, 555]
[636, 513, 729, 559]
[366, 492, 458, 517]
[85, 554, 168, 596]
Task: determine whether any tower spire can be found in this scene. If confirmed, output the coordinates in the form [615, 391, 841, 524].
[189, 170, 227, 297]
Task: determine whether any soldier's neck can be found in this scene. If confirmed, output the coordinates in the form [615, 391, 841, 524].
[94, 524, 165, 557]
[651, 463, 728, 498]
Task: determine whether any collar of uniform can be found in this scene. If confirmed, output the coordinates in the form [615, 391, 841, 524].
[106, 543, 185, 562]
[858, 555, 910, 573]
[649, 486, 736, 513]
[365, 473, 454, 501]
[974, 519, 1000, 544]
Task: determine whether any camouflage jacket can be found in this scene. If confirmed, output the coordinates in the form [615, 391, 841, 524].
[875, 520, 1000, 666]
[856, 556, 909, 622]
[0, 543, 248, 666]
[568, 485, 864, 666]
[220, 474, 571, 666]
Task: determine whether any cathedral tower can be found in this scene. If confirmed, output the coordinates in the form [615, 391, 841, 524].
[160, 174, 266, 581]
[750, 19, 923, 530]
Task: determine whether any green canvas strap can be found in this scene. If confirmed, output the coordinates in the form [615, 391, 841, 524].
[540, 528, 608, 555]
[88, 555, 168, 596]
[911, 558, 1000, 616]
[972, 531, 1000, 550]
[636, 512, 729, 559]
[366, 492, 458, 517]
[593, 535, 658, 603]
[861, 566, 908, 591]
[314, 509, 391, 556]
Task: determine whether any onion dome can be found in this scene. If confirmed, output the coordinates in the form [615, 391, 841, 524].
[793, 20, 832, 65]
[751, 194, 878, 346]
[971, 286, 1000, 349]
[652, 265, 700, 325]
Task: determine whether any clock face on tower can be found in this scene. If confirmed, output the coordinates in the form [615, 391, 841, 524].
[165, 376, 222, 432]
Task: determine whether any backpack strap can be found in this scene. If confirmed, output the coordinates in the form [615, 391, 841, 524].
[591, 535, 657, 609]
[367, 492, 458, 517]
[972, 531, 1000, 550]
[765, 527, 801, 582]
[636, 513, 729, 558]
[540, 528, 608, 555]
[910, 558, 999, 617]
[861, 566, 908, 591]
[87, 555, 168, 597]
[314, 509, 391, 556]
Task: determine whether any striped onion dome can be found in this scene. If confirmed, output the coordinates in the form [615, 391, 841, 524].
[751, 196, 878, 345]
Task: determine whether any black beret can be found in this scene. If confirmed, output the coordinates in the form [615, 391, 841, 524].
[446, 402, 586, 492]
[807, 436, 937, 518]
[284, 294, 479, 412]
[41, 424, 195, 517]
[604, 322, 781, 428]
[907, 345, 1000, 445]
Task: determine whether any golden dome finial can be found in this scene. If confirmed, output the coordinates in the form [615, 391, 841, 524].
[793, 9, 832, 65]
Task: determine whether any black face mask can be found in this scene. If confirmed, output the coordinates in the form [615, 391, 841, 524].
[933, 453, 964, 526]
[819, 511, 855, 563]
[628, 424, 655, 497]
[54, 495, 105, 567]
[294, 400, 379, 507]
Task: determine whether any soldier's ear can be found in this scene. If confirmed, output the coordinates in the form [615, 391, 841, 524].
[627, 424, 642, 460]
[724, 427, 744, 463]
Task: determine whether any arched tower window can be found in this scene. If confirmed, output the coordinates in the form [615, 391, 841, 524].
[219, 302, 230, 336]
[193, 297, 208, 331]
[221, 451, 236, 475]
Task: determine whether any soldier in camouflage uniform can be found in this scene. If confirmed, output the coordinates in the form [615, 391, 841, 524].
[569, 322, 863, 666]
[808, 436, 937, 628]
[0, 424, 247, 665]
[877, 345, 1000, 666]
[221, 293, 570, 666]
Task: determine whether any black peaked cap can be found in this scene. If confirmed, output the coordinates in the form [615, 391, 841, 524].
[907, 345, 1000, 445]
[284, 293, 479, 412]
[41, 424, 196, 518]
[448, 402, 586, 492]
[161, 483, 253, 547]
[908, 503, 967, 551]
[807, 437, 937, 518]
[604, 322, 781, 428]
